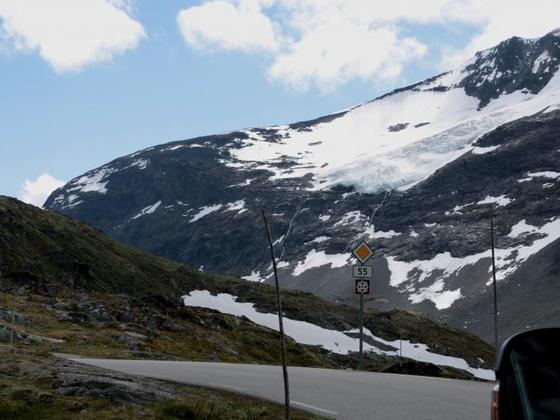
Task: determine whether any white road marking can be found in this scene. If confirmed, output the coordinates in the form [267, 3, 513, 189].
[292, 400, 338, 417]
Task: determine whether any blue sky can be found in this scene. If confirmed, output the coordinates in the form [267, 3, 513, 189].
[1, 0, 559, 205]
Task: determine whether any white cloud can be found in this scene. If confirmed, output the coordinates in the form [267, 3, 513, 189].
[177, 0, 560, 91]
[177, 0, 279, 53]
[444, 0, 560, 66]
[107, 0, 135, 15]
[19, 173, 65, 208]
[267, 15, 427, 90]
[177, 0, 434, 90]
[0, 0, 146, 72]
[276, 0, 474, 27]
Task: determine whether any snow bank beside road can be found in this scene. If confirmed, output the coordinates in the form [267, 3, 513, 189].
[183, 290, 494, 380]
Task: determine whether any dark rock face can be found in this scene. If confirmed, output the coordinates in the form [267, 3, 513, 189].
[44, 33, 560, 343]
[381, 360, 447, 378]
[388, 123, 410, 132]
[460, 33, 560, 108]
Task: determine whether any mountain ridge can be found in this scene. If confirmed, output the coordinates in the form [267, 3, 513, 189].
[44, 31, 560, 342]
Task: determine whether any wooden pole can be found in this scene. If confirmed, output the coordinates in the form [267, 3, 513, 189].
[490, 204, 499, 352]
[261, 209, 290, 420]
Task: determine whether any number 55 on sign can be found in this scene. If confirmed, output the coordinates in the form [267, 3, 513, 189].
[353, 265, 373, 278]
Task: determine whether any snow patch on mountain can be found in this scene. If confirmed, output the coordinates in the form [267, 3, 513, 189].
[387, 251, 485, 309]
[131, 201, 162, 220]
[228, 178, 254, 188]
[409, 280, 462, 310]
[388, 218, 560, 307]
[533, 51, 553, 73]
[472, 145, 500, 155]
[126, 158, 150, 170]
[242, 271, 266, 283]
[367, 227, 400, 239]
[67, 167, 115, 195]
[447, 202, 475, 216]
[334, 211, 364, 227]
[488, 217, 560, 283]
[388, 252, 485, 288]
[292, 250, 348, 276]
[224, 200, 247, 215]
[55, 194, 83, 209]
[518, 171, 560, 182]
[273, 235, 285, 246]
[545, 103, 560, 113]
[190, 204, 223, 223]
[529, 171, 560, 179]
[508, 220, 539, 238]
[162, 144, 186, 152]
[308, 236, 329, 244]
[183, 290, 365, 355]
[477, 195, 512, 207]
[182, 290, 494, 379]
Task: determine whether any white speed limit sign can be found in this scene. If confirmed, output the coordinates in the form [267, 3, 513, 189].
[353, 265, 373, 278]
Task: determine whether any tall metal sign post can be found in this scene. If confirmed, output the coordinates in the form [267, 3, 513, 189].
[352, 241, 374, 368]
[490, 204, 499, 352]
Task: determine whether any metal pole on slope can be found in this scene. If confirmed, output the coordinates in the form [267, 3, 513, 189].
[490, 204, 499, 353]
[359, 294, 364, 368]
[261, 209, 291, 420]
[10, 287, 17, 348]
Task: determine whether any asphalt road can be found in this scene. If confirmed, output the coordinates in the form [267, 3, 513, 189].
[63, 357, 493, 419]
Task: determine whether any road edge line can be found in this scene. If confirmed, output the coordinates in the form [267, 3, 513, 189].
[292, 400, 338, 418]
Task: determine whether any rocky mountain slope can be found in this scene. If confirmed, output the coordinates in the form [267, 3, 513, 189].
[45, 30, 560, 342]
[0, 196, 494, 379]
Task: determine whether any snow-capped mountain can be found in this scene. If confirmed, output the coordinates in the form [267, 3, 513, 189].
[45, 30, 560, 342]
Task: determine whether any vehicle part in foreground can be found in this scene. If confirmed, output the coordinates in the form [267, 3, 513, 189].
[492, 328, 560, 420]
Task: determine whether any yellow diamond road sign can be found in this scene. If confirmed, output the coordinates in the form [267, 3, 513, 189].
[352, 241, 374, 264]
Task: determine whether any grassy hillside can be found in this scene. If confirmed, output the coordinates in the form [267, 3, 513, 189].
[0, 196, 199, 297]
